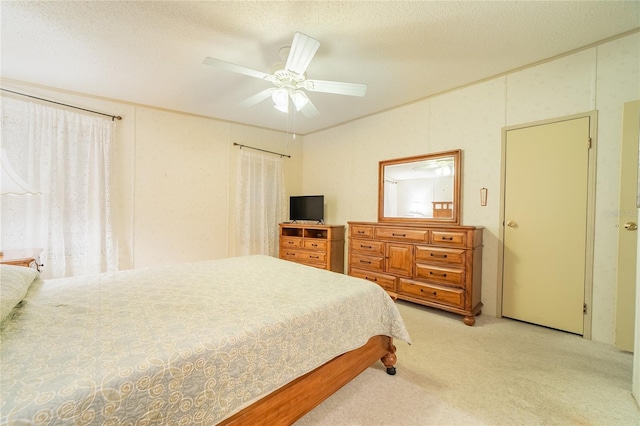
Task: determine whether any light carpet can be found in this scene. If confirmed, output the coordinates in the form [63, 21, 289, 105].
[294, 300, 640, 425]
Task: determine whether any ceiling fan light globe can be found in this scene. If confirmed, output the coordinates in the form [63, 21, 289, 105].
[292, 91, 309, 111]
[274, 103, 289, 113]
[272, 88, 288, 106]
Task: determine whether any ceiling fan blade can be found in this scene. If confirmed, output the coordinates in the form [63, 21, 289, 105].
[203, 57, 270, 80]
[239, 88, 275, 108]
[304, 79, 367, 97]
[285, 32, 320, 76]
[300, 99, 320, 118]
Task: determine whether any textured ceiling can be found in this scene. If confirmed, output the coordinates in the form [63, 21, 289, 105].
[1, 1, 639, 135]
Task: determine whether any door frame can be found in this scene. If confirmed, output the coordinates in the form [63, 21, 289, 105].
[496, 111, 598, 339]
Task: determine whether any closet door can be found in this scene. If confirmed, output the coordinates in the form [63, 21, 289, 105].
[615, 101, 640, 350]
[502, 116, 592, 335]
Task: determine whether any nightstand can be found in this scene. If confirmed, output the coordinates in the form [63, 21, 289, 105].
[0, 248, 43, 271]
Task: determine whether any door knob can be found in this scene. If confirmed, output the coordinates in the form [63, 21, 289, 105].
[506, 220, 517, 228]
[624, 222, 638, 231]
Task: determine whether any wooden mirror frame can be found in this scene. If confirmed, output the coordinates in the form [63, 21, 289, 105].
[378, 149, 461, 225]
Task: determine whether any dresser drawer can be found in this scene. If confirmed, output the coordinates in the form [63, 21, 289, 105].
[431, 231, 467, 247]
[350, 268, 397, 292]
[349, 253, 384, 272]
[375, 227, 428, 242]
[280, 249, 300, 261]
[349, 238, 385, 255]
[299, 251, 326, 264]
[350, 224, 374, 238]
[303, 239, 327, 251]
[299, 261, 327, 270]
[281, 237, 302, 249]
[415, 264, 465, 287]
[281, 249, 326, 262]
[399, 279, 464, 308]
[415, 246, 465, 266]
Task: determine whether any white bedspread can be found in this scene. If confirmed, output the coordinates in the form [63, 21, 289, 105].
[0, 255, 410, 425]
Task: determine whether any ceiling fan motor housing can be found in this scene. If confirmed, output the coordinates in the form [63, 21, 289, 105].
[270, 69, 307, 92]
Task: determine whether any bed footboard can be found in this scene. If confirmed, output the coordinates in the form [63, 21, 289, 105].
[220, 335, 397, 425]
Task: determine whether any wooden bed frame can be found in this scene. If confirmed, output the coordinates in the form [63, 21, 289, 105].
[432, 201, 453, 218]
[220, 335, 397, 425]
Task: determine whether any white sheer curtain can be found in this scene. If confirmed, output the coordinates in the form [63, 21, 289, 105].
[384, 180, 398, 216]
[1, 97, 117, 278]
[236, 149, 286, 256]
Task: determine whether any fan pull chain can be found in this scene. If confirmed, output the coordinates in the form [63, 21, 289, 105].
[292, 105, 297, 139]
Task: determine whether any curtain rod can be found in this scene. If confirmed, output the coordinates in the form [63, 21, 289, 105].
[233, 142, 291, 158]
[0, 88, 123, 121]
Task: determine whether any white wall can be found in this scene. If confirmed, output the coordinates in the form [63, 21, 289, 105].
[133, 107, 230, 266]
[302, 32, 640, 345]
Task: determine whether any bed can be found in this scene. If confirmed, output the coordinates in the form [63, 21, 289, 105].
[431, 201, 453, 218]
[0, 255, 410, 425]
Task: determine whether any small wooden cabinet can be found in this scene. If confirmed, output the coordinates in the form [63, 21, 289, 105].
[348, 222, 483, 325]
[279, 223, 345, 272]
[0, 248, 43, 271]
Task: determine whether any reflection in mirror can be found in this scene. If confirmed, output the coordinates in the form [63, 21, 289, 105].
[378, 150, 461, 225]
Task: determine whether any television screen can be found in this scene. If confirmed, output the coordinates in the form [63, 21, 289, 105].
[289, 195, 324, 223]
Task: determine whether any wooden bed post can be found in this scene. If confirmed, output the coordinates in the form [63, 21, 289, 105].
[381, 337, 397, 375]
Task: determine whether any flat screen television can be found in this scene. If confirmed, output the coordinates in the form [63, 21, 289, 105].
[289, 195, 324, 223]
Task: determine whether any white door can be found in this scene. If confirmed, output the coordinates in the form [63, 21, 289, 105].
[502, 116, 592, 335]
[616, 101, 640, 351]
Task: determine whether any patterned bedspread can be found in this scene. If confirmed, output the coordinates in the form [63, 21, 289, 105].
[0, 255, 410, 425]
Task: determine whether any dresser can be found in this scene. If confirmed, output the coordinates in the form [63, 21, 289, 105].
[348, 222, 483, 325]
[279, 223, 345, 272]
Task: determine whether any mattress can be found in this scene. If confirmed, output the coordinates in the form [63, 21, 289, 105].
[0, 255, 410, 425]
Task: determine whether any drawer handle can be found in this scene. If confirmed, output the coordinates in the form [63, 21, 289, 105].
[441, 237, 454, 241]
[287, 241, 295, 244]
[365, 276, 378, 282]
[357, 230, 365, 234]
[311, 243, 318, 247]
[392, 233, 406, 237]
[286, 252, 296, 255]
[430, 253, 448, 258]
[429, 271, 447, 277]
[310, 255, 320, 259]
[420, 289, 438, 296]
[359, 260, 372, 264]
[360, 245, 372, 249]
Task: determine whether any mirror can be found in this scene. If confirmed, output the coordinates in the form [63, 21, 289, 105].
[378, 149, 461, 225]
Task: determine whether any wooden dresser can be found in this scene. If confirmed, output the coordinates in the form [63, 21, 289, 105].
[348, 221, 483, 325]
[279, 223, 345, 273]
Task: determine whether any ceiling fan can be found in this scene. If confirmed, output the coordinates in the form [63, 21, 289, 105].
[203, 32, 367, 117]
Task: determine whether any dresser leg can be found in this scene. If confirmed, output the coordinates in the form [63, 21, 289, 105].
[463, 315, 476, 326]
